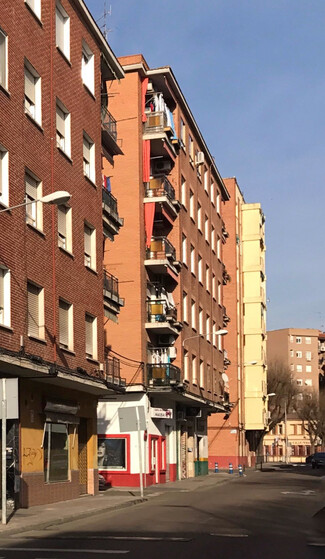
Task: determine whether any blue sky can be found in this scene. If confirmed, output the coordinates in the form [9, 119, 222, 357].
[86, 0, 325, 331]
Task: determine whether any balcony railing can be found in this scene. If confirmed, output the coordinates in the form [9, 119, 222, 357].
[101, 108, 117, 142]
[146, 237, 176, 262]
[103, 270, 120, 299]
[147, 299, 177, 323]
[147, 363, 181, 387]
[104, 357, 126, 387]
[102, 188, 119, 216]
[145, 176, 176, 202]
[144, 111, 168, 134]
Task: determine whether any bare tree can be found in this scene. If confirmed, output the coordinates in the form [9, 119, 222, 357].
[294, 390, 325, 452]
[267, 360, 298, 432]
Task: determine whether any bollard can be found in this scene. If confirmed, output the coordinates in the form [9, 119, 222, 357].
[214, 462, 219, 473]
[238, 464, 243, 476]
[228, 462, 233, 474]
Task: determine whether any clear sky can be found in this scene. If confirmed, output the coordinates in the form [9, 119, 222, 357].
[86, 0, 325, 332]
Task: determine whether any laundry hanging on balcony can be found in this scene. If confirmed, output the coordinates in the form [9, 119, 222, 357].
[144, 202, 155, 248]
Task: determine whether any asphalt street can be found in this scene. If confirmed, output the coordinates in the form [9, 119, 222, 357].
[0, 465, 324, 558]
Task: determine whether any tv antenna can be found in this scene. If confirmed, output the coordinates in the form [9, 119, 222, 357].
[96, 2, 112, 40]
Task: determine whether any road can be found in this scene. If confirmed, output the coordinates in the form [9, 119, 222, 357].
[0, 465, 324, 558]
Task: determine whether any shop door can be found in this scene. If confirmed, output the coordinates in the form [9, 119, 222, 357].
[180, 427, 187, 479]
[151, 437, 159, 484]
[165, 425, 170, 482]
[78, 419, 88, 495]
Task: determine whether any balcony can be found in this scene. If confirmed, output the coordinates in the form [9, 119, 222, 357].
[147, 363, 181, 387]
[103, 270, 124, 321]
[145, 236, 181, 280]
[146, 299, 182, 335]
[144, 176, 180, 219]
[102, 188, 124, 239]
[222, 306, 231, 327]
[101, 108, 123, 156]
[222, 264, 231, 285]
[223, 349, 231, 368]
[104, 357, 126, 388]
[143, 111, 177, 160]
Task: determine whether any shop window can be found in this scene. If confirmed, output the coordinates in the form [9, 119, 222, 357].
[44, 422, 69, 483]
[97, 437, 126, 470]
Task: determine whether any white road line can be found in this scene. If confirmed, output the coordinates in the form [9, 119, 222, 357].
[27, 536, 191, 542]
[308, 542, 325, 547]
[0, 549, 129, 555]
[210, 533, 248, 538]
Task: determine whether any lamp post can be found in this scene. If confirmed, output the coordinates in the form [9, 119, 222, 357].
[0, 190, 71, 525]
[182, 329, 228, 347]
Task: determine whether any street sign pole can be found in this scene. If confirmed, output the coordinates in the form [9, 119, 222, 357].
[2, 379, 7, 525]
[135, 406, 144, 499]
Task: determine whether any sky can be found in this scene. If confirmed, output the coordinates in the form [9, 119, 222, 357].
[86, 0, 325, 332]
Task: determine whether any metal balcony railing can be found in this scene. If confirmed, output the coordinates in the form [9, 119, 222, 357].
[147, 363, 181, 387]
[101, 108, 118, 142]
[102, 188, 119, 216]
[147, 299, 177, 323]
[104, 357, 126, 387]
[146, 236, 176, 261]
[145, 176, 176, 201]
[103, 270, 120, 299]
[143, 111, 168, 134]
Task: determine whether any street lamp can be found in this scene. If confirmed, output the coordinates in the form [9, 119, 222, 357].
[0, 190, 71, 213]
[182, 329, 228, 346]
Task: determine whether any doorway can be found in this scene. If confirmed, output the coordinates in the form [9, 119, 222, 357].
[78, 419, 88, 495]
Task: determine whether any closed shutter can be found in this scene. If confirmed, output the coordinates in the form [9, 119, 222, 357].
[59, 300, 69, 347]
[24, 67, 35, 103]
[28, 282, 40, 337]
[58, 205, 67, 239]
[56, 7, 65, 51]
[25, 173, 37, 200]
[83, 137, 90, 163]
[56, 105, 65, 137]
[0, 33, 5, 87]
[85, 314, 93, 357]
[84, 224, 91, 265]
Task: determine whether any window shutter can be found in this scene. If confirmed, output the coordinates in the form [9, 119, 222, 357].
[56, 7, 65, 51]
[58, 205, 67, 238]
[56, 105, 65, 137]
[83, 137, 90, 162]
[85, 314, 93, 356]
[0, 269, 4, 319]
[0, 33, 6, 87]
[25, 173, 37, 199]
[84, 225, 91, 254]
[24, 67, 35, 103]
[28, 282, 39, 337]
[59, 300, 69, 347]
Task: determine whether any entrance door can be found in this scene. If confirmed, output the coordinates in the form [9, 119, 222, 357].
[151, 437, 159, 484]
[165, 425, 170, 482]
[78, 419, 88, 495]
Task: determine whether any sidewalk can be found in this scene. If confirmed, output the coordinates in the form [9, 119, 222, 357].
[0, 471, 239, 536]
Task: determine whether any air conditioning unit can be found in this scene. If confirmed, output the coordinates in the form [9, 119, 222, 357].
[152, 159, 172, 175]
[157, 334, 175, 345]
[195, 151, 205, 166]
[169, 347, 177, 359]
[177, 411, 186, 421]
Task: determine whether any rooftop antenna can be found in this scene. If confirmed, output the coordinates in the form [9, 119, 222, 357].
[96, 1, 112, 40]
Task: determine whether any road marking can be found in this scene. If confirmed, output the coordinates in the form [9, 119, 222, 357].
[281, 490, 315, 495]
[0, 549, 129, 555]
[308, 542, 325, 547]
[28, 536, 191, 542]
[210, 533, 248, 538]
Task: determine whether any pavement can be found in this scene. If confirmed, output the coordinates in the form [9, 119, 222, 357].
[0, 470, 239, 536]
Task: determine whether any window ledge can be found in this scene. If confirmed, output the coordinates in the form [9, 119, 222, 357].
[59, 246, 74, 259]
[24, 2, 43, 26]
[84, 174, 97, 189]
[85, 265, 98, 275]
[57, 146, 73, 164]
[25, 111, 44, 133]
[83, 83, 96, 101]
[0, 324, 13, 333]
[27, 222, 46, 238]
[28, 335, 47, 344]
[0, 200, 9, 211]
[86, 357, 99, 365]
[59, 346, 75, 356]
[0, 84, 10, 98]
[56, 46, 71, 66]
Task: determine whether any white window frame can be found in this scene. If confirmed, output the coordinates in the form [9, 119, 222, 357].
[296, 351, 302, 358]
[305, 379, 312, 387]
[25, 170, 43, 230]
[184, 349, 189, 381]
[197, 202, 202, 231]
[181, 176, 186, 207]
[56, 99, 71, 157]
[216, 190, 220, 214]
[58, 204, 72, 253]
[306, 365, 312, 373]
[59, 298, 73, 351]
[199, 307, 203, 335]
[305, 351, 311, 361]
[204, 167, 209, 194]
[180, 118, 186, 150]
[182, 233, 187, 265]
[85, 312, 97, 360]
[24, 59, 42, 125]
[204, 215, 209, 242]
[296, 364, 302, 373]
[211, 226, 215, 252]
[199, 359, 204, 388]
[0, 266, 10, 327]
[212, 273, 216, 300]
[296, 336, 302, 344]
[198, 255, 203, 283]
[305, 337, 311, 344]
[189, 134, 194, 164]
[191, 299, 196, 331]
[206, 264, 210, 292]
[56, 1, 70, 60]
[217, 236, 221, 259]
[83, 132, 95, 183]
[27, 281, 45, 339]
[0, 28, 8, 90]
[217, 281, 222, 304]
[192, 354, 197, 384]
[0, 144, 9, 207]
[189, 189, 194, 220]
[190, 244, 195, 275]
[25, 0, 41, 20]
[82, 40, 94, 95]
[212, 321, 217, 347]
[206, 314, 210, 342]
[210, 181, 215, 205]
[182, 291, 188, 323]
[84, 222, 96, 271]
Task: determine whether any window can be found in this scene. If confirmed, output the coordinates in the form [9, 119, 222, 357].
[296, 336, 302, 344]
[306, 351, 311, 361]
[296, 379, 303, 386]
[25, 171, 42, 230]
[200, 359, 204, 388]
[190, 244, 195, 275]
[0, 266, 10, 327]
[217, 281, 221, 304]
[0, 145, 9, 207]
[59, 299, 73, 350]
[192, 354, 197, 384]
[98, 437, 126, 470]
[210, 181, 215, 205]
[199, 307, 203, 335]
[184, 349, 189, 381]
[197, 202, 202, 231]
[0, 29, 8, 90]
[204, 215, 209, 242]
[198, 255, 203, 283]
[212, 321, 217, 346]
[24, 60, 41, 125]
[182, 291, 188, 323]
[305, 337, 311, 344]
[84, 222, 96, 270]
[212, 273, 216, 299]
[189, 190, 194, 220]
[82, 40, 94, 94]
[204, 167, 209, 194]
[180, 118, 186, 150]
[305, 379, 312, 387]
[27, 281, 44, 339]
[25, 0, 41, 19]
[58, 204, 72, 252]
[85, 312, 97, 360]
[206, 264, 210, 292]
[56, 99, 71, 157]
[196, 150, 202, 180]
[216, 190, 220, 214]
[83, 132, 95, 183]
[296, 351, 302, 358]
[218, 331, 222, 351]
[206, 314, 210, 342]
[217, 236, 221, 260]
[181, 176, 186, 207]
[290, 335, 294, 342]
[44, 423, 69, 483]
[182, 234, 187, 265]
[306, 365, 312, 373]
[56, 1, 70, 60]
[290, 349, 294, 357]
[211, 226, 215, 252]
[191, 299, 196, 330]
[189, 135, 194, 164]
[290, 364, 294, 371]
[296, 364, 302, 373]
[278, 424, 283, 435]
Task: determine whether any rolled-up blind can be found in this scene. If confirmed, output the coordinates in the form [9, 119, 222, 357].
[28, 282, 40, 337]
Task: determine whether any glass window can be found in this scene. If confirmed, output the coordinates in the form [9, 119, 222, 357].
[180, 118, 186, 150]
[83, 132, 95, 183]
[25, 171, 42, 230]
[0, 29, 8, 90]
[82, 40, 94, 94]
[24, 60, 42, 125]
[98, 437, 126, 470]
[85, 312, 97, 359]
[59, 299, 73, 350]
[25, 0, 41, 19]
[0, 144, 9, 207]
[56, 1, 70, 59]
[305, 337, 311, 344]
[58, 204, 72, 252]
[181, 176, 186, 207]
[84, 222, 96, 270]
[56, 99, 71, 157]
[44, 423, 69, 483]
[27, 281, 44, 338]
[189, 134, 194, 164]
[0, 266, 10, 327]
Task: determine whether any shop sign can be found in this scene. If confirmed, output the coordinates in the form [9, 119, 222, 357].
[151, 407, 173, 419]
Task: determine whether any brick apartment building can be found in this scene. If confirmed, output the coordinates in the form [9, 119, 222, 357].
[208, 178, 267, 469]
[264, 328, 319, 461]
[0, 0, 124, 507]
[97, 54, 232, 486]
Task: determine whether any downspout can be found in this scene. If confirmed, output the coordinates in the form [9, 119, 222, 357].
[50, 0, 57, 363]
